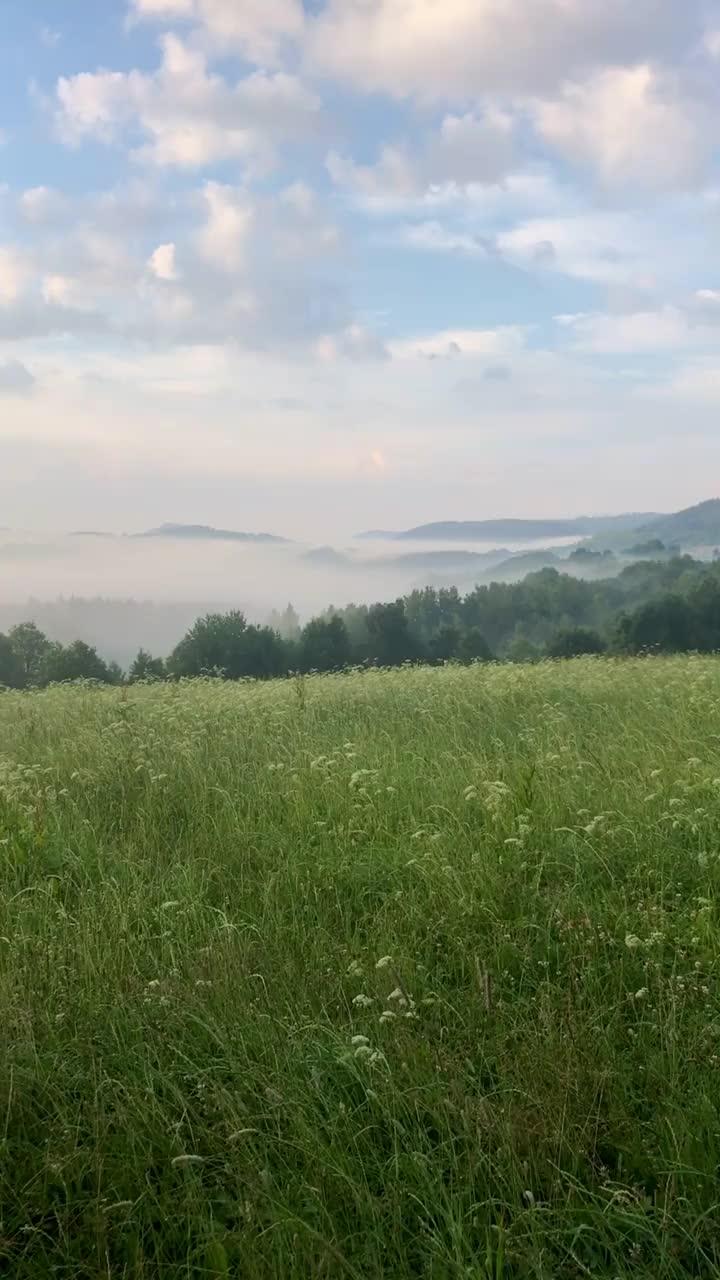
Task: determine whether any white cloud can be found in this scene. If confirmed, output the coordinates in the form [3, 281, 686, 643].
[55, 34, 320, 170]
[328, 108, 518, 204]
[130, 0, 305, 65]
[40, 26, 61, 48]
[557, 306, 694, 353]
[0, 247, 26, 304]
[19, 186, 67, 222]
[650, 359, 720, 403]
[534, 64, 712, 188]
[194, 183, 254, 271]
[496, 212, 666, 286]
[0, 179, 368, 356]
[148, 242, 178, 281]
[398, 222, 493, 257]
[704, 28, 720, 59]
[0, 359, 35, 396]
[695, 288, 720, 318]
[390, 326, 526, 360]
[307, 0, 699, 100]
[316, 324, 389, 363]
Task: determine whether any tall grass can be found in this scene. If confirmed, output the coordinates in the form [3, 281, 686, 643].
[1, 657, 720, 1277]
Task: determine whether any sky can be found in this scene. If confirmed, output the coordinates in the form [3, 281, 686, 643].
[1, 0, 720, 539]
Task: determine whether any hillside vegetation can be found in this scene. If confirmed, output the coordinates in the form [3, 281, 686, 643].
[2, 659, 720, 1276]
[5, 552, 720, 681]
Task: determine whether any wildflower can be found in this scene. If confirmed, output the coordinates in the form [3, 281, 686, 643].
[388, 987, 407, 1005]
[161, 900, 180, 910]
[146, 979, 161, 989]
[375, 956, 392, 970]
[634, 988, 649, 1001]
[171, 1155, 204, 1168]
[354, 1044, 373, 1059]
[352, 993, 374, 1008]
[351, 1034, 370, 1047]
[379, 1010, 396, 1023]
[625, 934, 642, 950]
[346, 959, 364, 978]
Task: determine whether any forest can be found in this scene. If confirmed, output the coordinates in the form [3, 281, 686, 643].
[2, 553, 720, 687]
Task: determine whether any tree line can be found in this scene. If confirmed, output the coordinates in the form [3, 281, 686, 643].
[3, 555, 720, 687]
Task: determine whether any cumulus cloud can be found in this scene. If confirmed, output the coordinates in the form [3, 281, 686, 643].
[534, 64, 713, 188]
[328, 108, 518, 204]
[397, 222, 494, 257]
[0, 247, 27, 304]
[496, 211, 668, 286]
[194, 183, 254, 271]
[130, 0, 305, 64]
[0, 359, 35, 396]
[148, 242, 178, 281]
[55, 33, 320, 170]
[0, 179, 379, 357]
[316, 325, 390, 363]
[307, 0, 701, 100]
[390, 327, 526, 361]
[556, 306, 694, 353]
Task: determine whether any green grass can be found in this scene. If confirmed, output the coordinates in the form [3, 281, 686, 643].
[1, 657, 720, 1277]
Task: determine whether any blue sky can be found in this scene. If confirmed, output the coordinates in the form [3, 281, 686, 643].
[1, 0, 720, 537]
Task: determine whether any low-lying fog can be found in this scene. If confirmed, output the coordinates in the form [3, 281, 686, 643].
[0, 530, 587, 667]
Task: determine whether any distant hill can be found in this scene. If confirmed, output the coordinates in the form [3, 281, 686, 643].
[637, 500, 720, 547]
[138, 524, 289, 544]
[381, 549, 511, 570]
[482, 550, 561, 581]
[303, 546, 352, 566]
[358, 514, 660, 542]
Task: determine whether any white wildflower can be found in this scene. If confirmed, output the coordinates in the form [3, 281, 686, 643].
[625, 934, 642, 950]
[351, 1035, 370, 1047]
[172, 1155, 204, 1168]
[352, 993, 374, 1008]
[375, 956, 393, 970]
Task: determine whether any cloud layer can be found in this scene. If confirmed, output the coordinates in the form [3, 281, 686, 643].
[1, 0, 720, 535]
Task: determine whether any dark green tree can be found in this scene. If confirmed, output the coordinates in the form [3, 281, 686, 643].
[129, 649, 166, 682]
[40, 640, 112, 683]
[615, 594, 697, 653]
[547, 627, 606, 658]
[366, 600, 416, 666]
[9, 622, 52, 685]
[457, 627, 494, 663]
[299, 615, 351, 672]
[168, 612, 286, 679]
[0, 633, 25, 688]
[687, 575, 720, 651]
[428, 625, 461, 664]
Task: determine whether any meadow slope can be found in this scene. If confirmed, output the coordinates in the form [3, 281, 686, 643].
[1, 659, 720, 1277]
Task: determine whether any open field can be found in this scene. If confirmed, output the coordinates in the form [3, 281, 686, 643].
[1, 658, 720, 1277]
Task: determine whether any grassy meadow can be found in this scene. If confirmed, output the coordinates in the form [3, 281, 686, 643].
[2, 657, 720, 1277]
